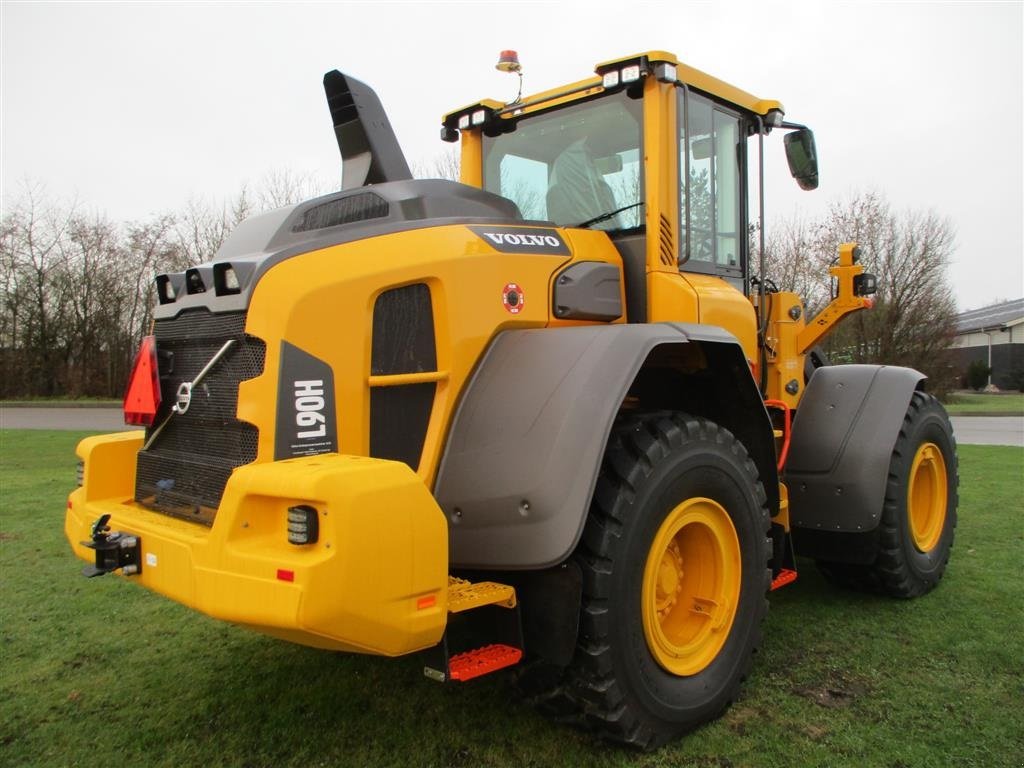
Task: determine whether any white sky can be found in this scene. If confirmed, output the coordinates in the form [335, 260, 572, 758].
[2, 0, 1021, 311]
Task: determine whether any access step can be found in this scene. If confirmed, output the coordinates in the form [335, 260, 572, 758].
[447, 576, 516, 612]
[770, 568, 798, 591]
[422, 576, 523, 683]
[448, 644, 523, 681]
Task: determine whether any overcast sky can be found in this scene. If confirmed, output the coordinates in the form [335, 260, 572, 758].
[2, 1, 1021, 311]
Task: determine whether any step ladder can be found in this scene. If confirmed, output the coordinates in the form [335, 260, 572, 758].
[423, 576, 523, 683]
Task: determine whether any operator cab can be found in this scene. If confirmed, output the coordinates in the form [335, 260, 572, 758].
[443, 51, 818, 305]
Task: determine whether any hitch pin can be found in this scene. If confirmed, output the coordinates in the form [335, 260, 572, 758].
[142, 339, 236, 451]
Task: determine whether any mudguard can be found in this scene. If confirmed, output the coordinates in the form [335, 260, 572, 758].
[786, 364, 925, 534]
[433, 322, 776, 569]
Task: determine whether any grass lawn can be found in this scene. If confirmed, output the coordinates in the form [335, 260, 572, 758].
[1, 431, 1021, 768]
[944, 392, 1024, 415]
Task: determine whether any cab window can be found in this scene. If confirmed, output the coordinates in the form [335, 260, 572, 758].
[482, 91, 644, 231]
[679, 91, 743, 276]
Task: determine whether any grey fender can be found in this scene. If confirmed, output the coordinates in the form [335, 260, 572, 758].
[433, 322, 777, 569]
[785, 364, 925, 534]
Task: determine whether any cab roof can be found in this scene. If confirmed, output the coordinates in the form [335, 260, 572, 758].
[442, 50, 783, 131]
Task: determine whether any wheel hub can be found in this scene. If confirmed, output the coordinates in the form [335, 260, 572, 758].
[642, 497, 741, 676]
[908, 441, 947, 553]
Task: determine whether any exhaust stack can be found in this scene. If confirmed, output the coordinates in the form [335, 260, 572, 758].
[323, 70, 413, 190]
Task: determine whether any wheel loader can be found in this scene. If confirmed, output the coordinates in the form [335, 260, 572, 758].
[65, 50, 958, 749]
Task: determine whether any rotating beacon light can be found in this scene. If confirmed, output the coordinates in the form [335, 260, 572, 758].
[495, 49, 523, 104]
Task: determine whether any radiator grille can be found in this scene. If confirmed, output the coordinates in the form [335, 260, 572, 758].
[134, 309, 265, 525]
[369, 284, 437, 470]
[292, 193, 389, 233]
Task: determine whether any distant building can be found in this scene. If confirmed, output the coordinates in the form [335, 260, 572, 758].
[951, 298, 1024, 390]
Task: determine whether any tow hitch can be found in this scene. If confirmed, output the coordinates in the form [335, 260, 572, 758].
[81, 514, 142, 578]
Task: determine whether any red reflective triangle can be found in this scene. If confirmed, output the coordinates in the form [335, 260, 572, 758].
[123, 336, 161, 426]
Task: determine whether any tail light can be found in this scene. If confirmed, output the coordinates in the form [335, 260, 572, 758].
[123, 335, 161, 426]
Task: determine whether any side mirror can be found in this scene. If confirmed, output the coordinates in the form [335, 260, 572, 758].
[784, 128, 819, 191]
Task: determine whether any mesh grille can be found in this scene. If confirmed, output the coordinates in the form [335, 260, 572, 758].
[292, 193, 389, 232]
[135, 309, 265, 525]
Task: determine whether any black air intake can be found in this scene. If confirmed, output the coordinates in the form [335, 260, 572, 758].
[134, 309, 265, 525]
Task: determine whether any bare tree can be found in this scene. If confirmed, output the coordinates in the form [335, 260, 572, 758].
[764, 191, 959, 394]
[412, 148, 461, 181]
[0, 183, 78, 396]
[256, 168, 332, 210]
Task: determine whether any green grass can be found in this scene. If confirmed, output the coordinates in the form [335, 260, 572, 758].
[1, 431, 1022, 768]
[944, 392, 1024, 415]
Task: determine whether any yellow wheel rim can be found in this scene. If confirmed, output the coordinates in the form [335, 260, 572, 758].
[641, 497, 742, 676]
[908, 442, 947, 552]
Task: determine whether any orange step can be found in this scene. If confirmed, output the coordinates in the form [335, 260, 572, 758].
[448, 644, 523, 682]
[770, 568, 798, 591]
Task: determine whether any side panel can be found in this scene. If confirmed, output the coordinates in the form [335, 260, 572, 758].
[433, 323, 771, 569]
[786, 364, 925, 534]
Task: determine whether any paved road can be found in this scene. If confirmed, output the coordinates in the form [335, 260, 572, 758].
[1, 407, 134, 432]
[949, 416, 1024, 448]
[2, 407, 1022, 447]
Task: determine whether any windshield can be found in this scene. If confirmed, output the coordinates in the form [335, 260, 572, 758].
[482, 91, 643, 231]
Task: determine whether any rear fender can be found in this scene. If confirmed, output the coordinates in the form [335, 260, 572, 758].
[434, 323, 777, 569]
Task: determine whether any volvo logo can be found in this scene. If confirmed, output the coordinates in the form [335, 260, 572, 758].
[468, 225, 569, 255]
[174, 382, 193, 414]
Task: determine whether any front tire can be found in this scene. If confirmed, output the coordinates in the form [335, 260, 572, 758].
[539, 413, 771, 749]
[818, 391, 958, 597]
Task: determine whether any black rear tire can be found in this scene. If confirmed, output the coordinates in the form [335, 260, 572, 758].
[817, 391, 958, 597]
[526, 412, 771, 749]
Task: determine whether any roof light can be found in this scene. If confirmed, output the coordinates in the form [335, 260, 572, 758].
[123, 335, 161, 426]
[495, 50, 521, 73]
[654, 62, 677, 83]
[458, 114, 470, 129]
[602, 70, 620, 89]
[471, 110, 486, 126]
[621, 64, 641, 83]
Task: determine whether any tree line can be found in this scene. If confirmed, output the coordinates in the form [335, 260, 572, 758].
[1, 167, 958, 399]
[0, 173, 326, 399]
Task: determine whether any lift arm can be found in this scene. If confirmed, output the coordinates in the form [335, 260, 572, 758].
[797, 243, 875, 355]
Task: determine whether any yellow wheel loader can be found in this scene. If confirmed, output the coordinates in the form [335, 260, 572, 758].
[66, 51, 958, 749]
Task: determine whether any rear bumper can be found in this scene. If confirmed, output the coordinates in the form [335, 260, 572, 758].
[66, 432, 449, 655]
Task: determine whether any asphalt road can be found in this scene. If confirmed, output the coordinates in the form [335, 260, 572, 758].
[1, 407, 1022, 447]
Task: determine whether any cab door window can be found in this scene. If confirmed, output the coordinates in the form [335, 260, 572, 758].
[679, 91, 743, 276]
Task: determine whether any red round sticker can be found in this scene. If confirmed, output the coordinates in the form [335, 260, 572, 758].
[502, 282, 524, 314]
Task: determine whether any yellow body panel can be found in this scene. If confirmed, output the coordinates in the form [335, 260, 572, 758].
[240, 223, 573, 486]
[67, 434, 449, 655]
[759, 290, 807, 407]
[648, 271, 758, 364]
[642, 74, 681, 272]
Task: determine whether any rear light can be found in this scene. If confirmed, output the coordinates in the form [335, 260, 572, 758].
[287, 505, 319, 545]
[76, 461, 84, 487]
[123, 336, 161, 426]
